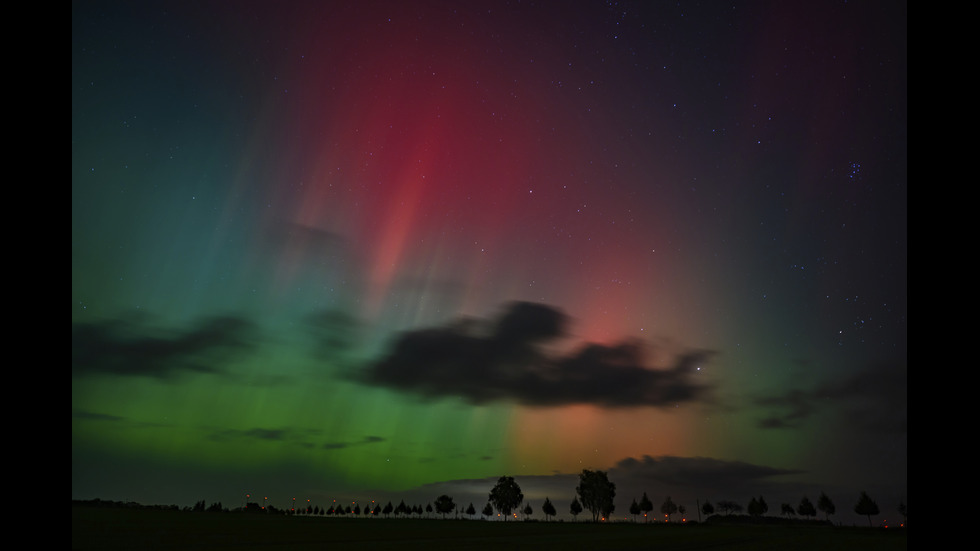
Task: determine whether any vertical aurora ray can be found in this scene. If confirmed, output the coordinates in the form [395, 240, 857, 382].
[74, 1, 905, 513]
[70, 0, 737, 495]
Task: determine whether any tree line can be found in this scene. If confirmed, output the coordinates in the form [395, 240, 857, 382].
[165, 471, 904, 528]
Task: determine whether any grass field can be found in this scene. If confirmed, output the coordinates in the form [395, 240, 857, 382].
[72, 506, 907, 550]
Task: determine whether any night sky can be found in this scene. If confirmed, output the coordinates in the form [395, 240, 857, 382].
[73, 1, 906, 523]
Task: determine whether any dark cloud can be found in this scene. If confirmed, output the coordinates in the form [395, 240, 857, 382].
[756, 360, 907, 432]
[243, 428, 286, 440]
[360, 301, 715, 408]
[322, 435, 386, 450]
[209, 427, 288, 442]
[72, 314, 256, 379]
[72, 409, 124, 422]
[611, 455, 803, 491]
[494, 301, 566, 346]
[756, 389, 816, 429]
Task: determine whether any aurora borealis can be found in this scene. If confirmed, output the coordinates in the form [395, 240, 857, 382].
[73, 1, 906, 522]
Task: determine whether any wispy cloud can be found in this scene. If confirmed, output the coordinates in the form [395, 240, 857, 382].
[755, 361, 907, 432]
[72, 409, 125, 422]
[611, 455, 804, 490]
[72, 314, 256, 379]
[209, 427, 289, 442]
[323, 435, 387, 450]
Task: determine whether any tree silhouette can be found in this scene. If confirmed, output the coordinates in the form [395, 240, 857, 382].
[466, 503, 476, 518]
[576, 469, 616, 522]
[542, 497, 556, 521]
[747, 496, 768, 517]
[717, 500, 741, 515]
[489, 476, 523, 521]
[781, 503, 795, 517]
[603, 501, 616, 520]
[434, 495, 455, 519]
[678, 504, 686, 520]
[640, 492, 653, 522]
[522, 503, 533, 520]
[798, 496, 817, 518]
[570, 497, 583, 522]
[629, 498, 640, 522]
[854, 491, 879, 527]
[382, 501, 393, 518]
[817, 492, 835, 521]
[661, 496, 678, 522]
[897, 500, 907, 525]
[482, 502, 493, 519]
[701, 500, 714, 519]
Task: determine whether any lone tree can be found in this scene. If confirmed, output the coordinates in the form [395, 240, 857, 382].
[541, 497, 557, 521]
[570, 497, 583, 521]
[640, 492, 654, 522]
[717, 500, 741, 515]
[817, 492, 836, 521]
[701, 500, 715, 519]
[629, 498, 641, 522]
[798, 496, 817, 518]
[854, 491, 879, 527]
[434, 495, 455, 519]
[465, 503, 476, 518]
[661, 496, 678, 522]
[489, 476, 523, 520]
[576, 469, 616, 522]
[522, 503, 533, 520]
[482, 502, 493, 519]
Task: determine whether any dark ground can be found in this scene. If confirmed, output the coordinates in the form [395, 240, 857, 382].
[72, 506, 907, 550]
